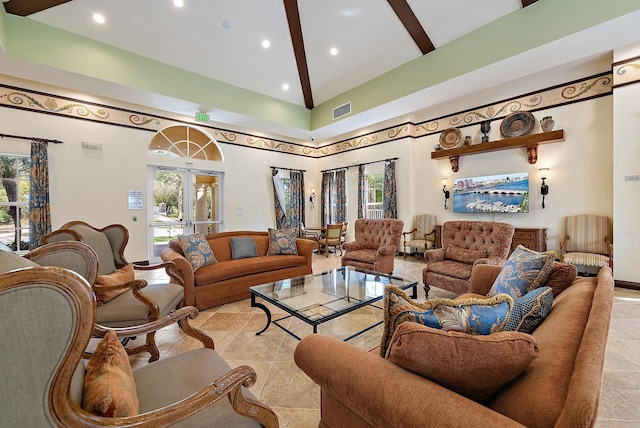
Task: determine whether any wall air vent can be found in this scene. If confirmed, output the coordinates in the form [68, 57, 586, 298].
[333, 102, 351, 120]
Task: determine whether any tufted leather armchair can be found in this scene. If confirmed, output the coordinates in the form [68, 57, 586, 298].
[341, 219, 404, 274]
[423, 221, 515, 296]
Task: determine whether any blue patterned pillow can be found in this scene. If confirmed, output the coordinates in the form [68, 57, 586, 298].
[177, 233, 217, 270]
[505, 286, 553, 334]
[381, 285, 513, 357]
[267, 228, 298, 255]
[487, 245, 556, 299]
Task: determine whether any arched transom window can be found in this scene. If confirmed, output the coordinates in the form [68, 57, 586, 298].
[148, 124, 224, 161]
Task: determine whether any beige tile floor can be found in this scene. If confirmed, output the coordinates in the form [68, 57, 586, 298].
[129, 253, 640, 427]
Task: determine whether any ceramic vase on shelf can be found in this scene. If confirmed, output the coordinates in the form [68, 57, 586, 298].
[480, 120, 491, 143]
[540, 116, 555, 132]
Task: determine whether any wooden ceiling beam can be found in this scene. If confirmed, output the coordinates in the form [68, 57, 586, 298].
[3, 0, 72, 16]
[283, 0, 314, 110]
[522, 0, 539, 7]
[386, 0, 435, 55]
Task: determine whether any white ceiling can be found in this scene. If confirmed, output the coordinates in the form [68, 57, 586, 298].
[2, 1, 640, 142]
[28, 0, 521, 107]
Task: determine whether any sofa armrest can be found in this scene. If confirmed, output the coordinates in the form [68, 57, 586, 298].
[160, 247, 196, 307]
[295, 238, 318, 257]
[424, 248, 445, 263]
[295, 335, 524, 427]
[468, 264, 502, 295]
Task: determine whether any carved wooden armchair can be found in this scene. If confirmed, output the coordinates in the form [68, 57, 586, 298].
[318, 223, 344, 256]
[0, 264, 278, 427]
[42, 221, 184, 362]
[402, 214, 437, 259]
[560, 214, 613, 272]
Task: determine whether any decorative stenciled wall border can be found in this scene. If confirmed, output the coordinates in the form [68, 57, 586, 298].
[0, 72, 612, 159]
[0, 83, 313, 157]
[321, 71, 612, 157]
[612, 56, 640, 89]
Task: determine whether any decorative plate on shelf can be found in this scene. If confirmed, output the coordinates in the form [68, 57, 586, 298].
[439, 127, 462, 149]
[500, 112, 535, 138]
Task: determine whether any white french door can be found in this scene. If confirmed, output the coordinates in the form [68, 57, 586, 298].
[148, 166, 223, 262]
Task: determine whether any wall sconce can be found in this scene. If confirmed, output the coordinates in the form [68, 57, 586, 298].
[539, 168, 549, 209]
[309, 188, 316, 209]
[441, 178, 450, 210]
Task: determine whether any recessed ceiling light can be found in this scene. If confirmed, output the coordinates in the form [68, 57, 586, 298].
[282, 84, 290, 91]
[330, 47, 338, 56]
[173, 0, 184, 8]
[92, 13, 105, 24]
[262, 39, 271, 48]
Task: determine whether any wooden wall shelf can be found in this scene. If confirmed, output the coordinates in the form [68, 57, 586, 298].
[431, 130, 565, 172]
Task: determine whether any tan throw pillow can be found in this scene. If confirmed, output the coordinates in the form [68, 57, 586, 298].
[83, 330, 139, 417]
[386, 322, 539, 402]
[94, 263, 135, 305]
[445, 245, 487, 264]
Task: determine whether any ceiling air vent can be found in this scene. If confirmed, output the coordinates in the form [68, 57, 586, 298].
[333, 102, 351, 120]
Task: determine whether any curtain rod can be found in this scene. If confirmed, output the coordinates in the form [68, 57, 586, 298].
[0, 133, 64, 144]
[271, 166, 306, 172]
[321, 157, 398, 173]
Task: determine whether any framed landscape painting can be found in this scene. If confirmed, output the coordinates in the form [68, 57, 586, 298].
[453, 172, 529, 213]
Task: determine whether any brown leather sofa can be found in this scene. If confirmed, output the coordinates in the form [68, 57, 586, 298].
[161, 230, 317, 310]
[295, 265, 614, 428]
[423, 221, 515, 296]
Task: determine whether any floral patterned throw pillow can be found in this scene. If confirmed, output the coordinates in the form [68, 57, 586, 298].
[267, 228, 298, 255]
[177, 233, 217, 270]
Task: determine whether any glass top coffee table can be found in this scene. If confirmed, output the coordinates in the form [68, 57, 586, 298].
[250, 266, 417, 341]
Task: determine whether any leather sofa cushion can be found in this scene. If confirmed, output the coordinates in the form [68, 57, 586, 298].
[427, 260, 473, 280]
[342, 249, 377, 264]
[195, 255, 307, 285]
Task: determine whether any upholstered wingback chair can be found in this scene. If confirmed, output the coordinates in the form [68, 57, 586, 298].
[341, 218, 404, 274]
[423, 221, 515, 296]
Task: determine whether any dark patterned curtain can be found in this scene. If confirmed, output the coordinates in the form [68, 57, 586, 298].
[289, 170, 305, 233]
[320, 171, 332, 227]
[357, 165, 365, 219]
[272, 169, 286, 228]
[383, 159, 397, 219]
[29, 140, 51, 249]
[335, 169, 346, 223]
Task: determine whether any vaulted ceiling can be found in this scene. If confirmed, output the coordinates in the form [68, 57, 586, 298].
[1, 0, 639, 142]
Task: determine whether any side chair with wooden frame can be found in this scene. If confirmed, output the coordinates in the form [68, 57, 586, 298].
[41, 220, 184, 362]
[318, 223, 344, 257]
[0, 263, 279, 427]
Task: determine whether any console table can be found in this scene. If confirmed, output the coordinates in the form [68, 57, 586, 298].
[434, 226, 547, 254]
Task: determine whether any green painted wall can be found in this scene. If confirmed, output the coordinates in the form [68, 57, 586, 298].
[0, 7, 7, 53]
[3, 15, 311, 131]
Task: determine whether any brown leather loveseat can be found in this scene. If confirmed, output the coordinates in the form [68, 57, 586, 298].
[161, 230, 317, 310]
